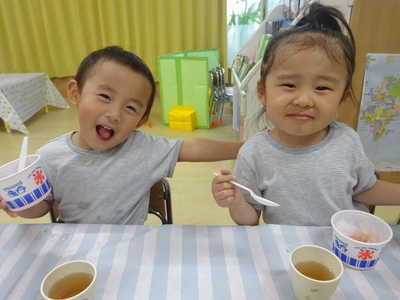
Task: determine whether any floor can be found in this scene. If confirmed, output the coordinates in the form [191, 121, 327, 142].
[0, 78, 238, 225]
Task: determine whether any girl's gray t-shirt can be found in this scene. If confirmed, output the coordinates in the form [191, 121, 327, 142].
[37, 130, 183, 224]
[234, 122, 377, 226]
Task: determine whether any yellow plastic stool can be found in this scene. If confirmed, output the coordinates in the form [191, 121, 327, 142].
[169, 105, 197, 131]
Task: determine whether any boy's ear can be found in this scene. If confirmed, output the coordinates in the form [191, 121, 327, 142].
[136, 114, 149, 128]
[257, 80, 267, 106]
[67, 79, 80, 105]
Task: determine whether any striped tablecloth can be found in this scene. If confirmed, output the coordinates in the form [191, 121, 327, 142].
[0, 73, 69, 134]
[0, 224, 398, 300]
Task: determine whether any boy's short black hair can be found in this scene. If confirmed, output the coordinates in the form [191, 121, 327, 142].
[75, 46, 156, 120]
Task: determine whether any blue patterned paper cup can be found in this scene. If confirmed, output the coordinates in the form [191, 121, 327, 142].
[0, 154, 51, 211]
[331, 210, 393, 270]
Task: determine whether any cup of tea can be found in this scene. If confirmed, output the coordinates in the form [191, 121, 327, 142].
[331, 210, 393, 270]
[0, 154, 51, 211]
[41, 260, 96, 300]
[289, 245, 343, 300]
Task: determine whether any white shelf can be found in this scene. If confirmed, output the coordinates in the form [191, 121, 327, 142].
[232, 60, 272, 140]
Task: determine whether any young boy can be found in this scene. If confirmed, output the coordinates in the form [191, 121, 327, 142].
[1, 46, 242, 224]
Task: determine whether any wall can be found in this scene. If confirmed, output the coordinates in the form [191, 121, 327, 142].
[0, 0, 227, 78]
[340, 0, 400, 223]
[337, 0, 400, 131]
[339, 0, 400, 184]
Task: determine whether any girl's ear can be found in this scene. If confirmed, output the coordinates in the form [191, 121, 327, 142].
[67, 79, 80, 105]
[340, 88, 353, 104]
[257, 80, 267, 106]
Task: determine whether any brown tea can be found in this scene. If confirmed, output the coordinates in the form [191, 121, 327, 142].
[295, 261, 335, 281]
[48, 272, 93, 299]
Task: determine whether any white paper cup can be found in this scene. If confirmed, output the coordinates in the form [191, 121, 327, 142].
[289, 245, 343, 300]
[41, 260, 96, 300]
[0, 154, 51, 211]
[331, 210, 393, 270]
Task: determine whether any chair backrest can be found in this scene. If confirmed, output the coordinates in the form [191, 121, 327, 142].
[50, 200, 62, 223]
[148, 178, 173, 224]
[368, 171, 380, 215]
[50, 178, 173, 224]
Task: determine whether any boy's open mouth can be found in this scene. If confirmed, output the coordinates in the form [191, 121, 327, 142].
[96, 125, 114, 140]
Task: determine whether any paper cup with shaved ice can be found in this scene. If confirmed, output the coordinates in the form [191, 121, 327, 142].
[331, 210, 393, 270]
[0, 154, 51, 211]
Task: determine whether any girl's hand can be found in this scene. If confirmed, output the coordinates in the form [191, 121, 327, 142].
[0, 196, 18, 218]
[212, 169, 239, 208]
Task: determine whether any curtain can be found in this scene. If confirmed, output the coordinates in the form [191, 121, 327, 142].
[0, 0, 227, 78]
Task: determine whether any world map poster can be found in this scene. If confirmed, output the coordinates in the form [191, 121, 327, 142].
[357, 53, 400, 171]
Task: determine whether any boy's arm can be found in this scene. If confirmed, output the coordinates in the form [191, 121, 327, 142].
[178, 139, 243, 162]
[17, 200, 50, 218]
[354, 180, 400, 205]
[0, 196, 50, 218]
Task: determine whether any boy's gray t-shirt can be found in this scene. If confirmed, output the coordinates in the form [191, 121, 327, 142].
[37, 130, 183, 224]
[235, 122, 377, 226]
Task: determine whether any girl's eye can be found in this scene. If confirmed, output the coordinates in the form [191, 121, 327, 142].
[281, 83, 295, 88]
[316, 86, 331, 91]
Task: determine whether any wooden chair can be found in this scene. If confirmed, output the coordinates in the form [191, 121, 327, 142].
[148, 178, 173, 224]
[50, 178, 173, 224]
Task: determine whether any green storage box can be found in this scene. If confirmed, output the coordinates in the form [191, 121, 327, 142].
[158, 49, 220, 128]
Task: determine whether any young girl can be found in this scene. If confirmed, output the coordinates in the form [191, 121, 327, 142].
[212, 3, 400, 226]
[0, 46, 242, 224]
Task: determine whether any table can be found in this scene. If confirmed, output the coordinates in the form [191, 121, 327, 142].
[0, 73, 69, 134]
[0, 224, 398, 300]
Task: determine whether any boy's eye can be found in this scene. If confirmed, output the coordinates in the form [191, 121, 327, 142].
[316, 86, 332, 91]
[126, 105, 137, 112]
[98, 93, 111, 101]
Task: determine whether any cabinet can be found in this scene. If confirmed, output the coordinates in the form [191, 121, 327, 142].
[232, 60, 272, 141]
[231, 19, 272, 141]
[158, 49, 220, 128]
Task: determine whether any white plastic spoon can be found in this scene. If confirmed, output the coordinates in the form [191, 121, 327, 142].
[17, 136, 28, 172]
[213, 173, 280, 207]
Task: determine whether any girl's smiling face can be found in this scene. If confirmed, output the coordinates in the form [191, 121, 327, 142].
[68, 60, 152, 151]
[257, 46, 348, 147]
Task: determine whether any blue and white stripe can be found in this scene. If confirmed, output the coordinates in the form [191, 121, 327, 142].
[0, 224, 398, 300]
[332, 243, 378, 269]
[5, 179, 51, 210]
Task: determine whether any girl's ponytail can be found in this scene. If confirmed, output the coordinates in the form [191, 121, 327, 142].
[295, 3, 355, 52]
[260, 3, 356, 93]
